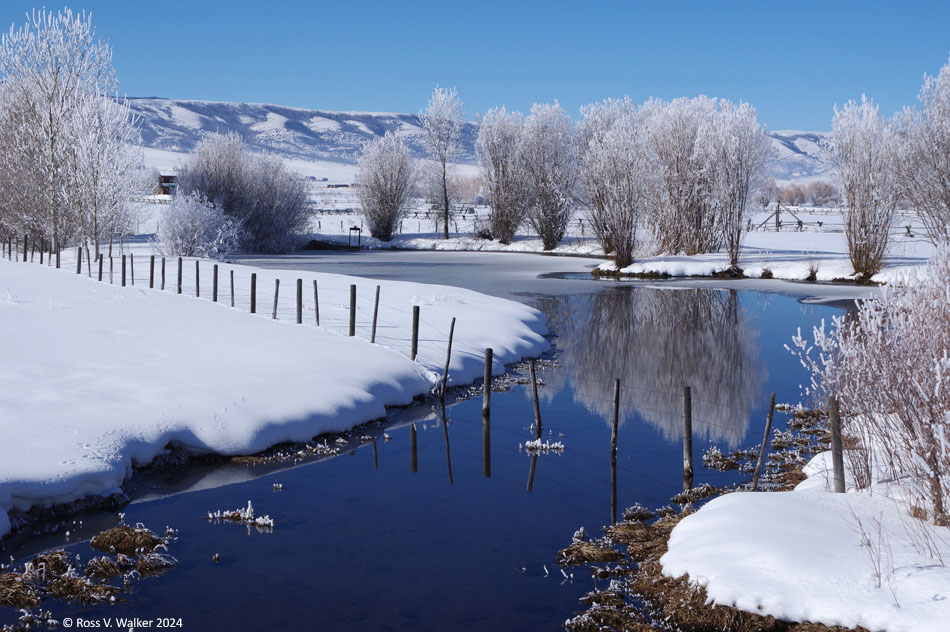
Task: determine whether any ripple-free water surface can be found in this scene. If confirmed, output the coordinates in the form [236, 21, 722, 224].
[1, 286, 843, 631]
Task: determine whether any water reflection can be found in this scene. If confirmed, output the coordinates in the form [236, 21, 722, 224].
[533, 287, 765, 447]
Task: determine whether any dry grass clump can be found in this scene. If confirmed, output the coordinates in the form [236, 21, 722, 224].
[90, 524, 164, 555]
[0, 573, 41, 608]
[622, 504, 654, 523]
[671, 483, 722, 505]
[47, 574, 120, 605]
[558, 540, 624, 567]
[83, 555, 124, 580]
[135, 553, 178, 576]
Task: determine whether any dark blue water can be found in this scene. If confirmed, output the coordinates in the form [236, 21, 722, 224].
[0, 286, 842, 631]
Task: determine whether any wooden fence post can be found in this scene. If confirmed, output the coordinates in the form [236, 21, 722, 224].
[195, 260, 199, 297]
[161, 257, 166, 291]
[272, 279, 280, 319]
[76, 246, 82, 274]
[130, 253, 134, 285]
[149, 255, 155, 289]
[109, 257, 113, 284]
[611, 378, 620, 525]
[23, 235, 27, 263]
[683, 386, 693, 492]
[121, 255, 126, 287]
[349, 284, 356, 336]
[830, 396, 846, 493]
[313, 279, 320, 327]
[97, 255, 103, 282]
[751, 393, 777, 491]
[296, 278, 302, 324]
[370, 285, 380, 342]
[230, 270, 234, 307]
[177, 257, 182, 294]
[250, 273, 256, 313]
[410, 305, 419, 360]
[440, 317, 456, 402]
[213, 265, 218, 302]
[483, 347, 492, 479]
[410, 423, 418, 473]
[530, 360, 542, 440]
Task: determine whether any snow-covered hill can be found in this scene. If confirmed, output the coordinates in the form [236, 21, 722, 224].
[127, 98, 831, 183]
[768, 129, 832, 184]
[127, 97, 477, 164]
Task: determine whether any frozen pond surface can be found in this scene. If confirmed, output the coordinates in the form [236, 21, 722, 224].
[0, 250, 847, 631]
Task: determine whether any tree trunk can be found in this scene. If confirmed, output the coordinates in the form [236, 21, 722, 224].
[442, 162, 449, 240]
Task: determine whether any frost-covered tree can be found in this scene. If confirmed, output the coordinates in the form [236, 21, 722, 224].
[830, 96, 900, 280]
[646, 96, 721, 255]
[72, 93, 145, 259]
[806, 180, 838, 207]
[790, 245, 950, 527]
[177, 132, 310, 253]
[0, 8, 116, 256]
[355, 131, 415, 241]
[580, 101, 655, 268]
[476, 107, 529, 244]
[578, 97, 637, 254]
[709, 101, 772, 268]
[520, 101, 577, 251]
[420, 86, 464, 239]
[895, 57, 950, 244]
[157, 192, 242, 258]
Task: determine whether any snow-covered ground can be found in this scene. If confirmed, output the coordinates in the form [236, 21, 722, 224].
[0, 255, 548, 539]
[661, 452, 950, 632]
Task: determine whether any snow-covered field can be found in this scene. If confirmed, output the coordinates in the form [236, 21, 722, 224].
[661, 451, 950, 632]
[0, 255, 548, 539]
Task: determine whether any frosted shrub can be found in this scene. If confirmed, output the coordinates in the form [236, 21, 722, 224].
[895, 56, 950, 245]
[177, 132, 310, 253]
[520, 102, 577, 251]
[355, 132, 414, 241]
[476, 107, 529, 244]
[830, 97, 900, 280]
[790, 245, 950, 525]
[157, 193, 241, 258]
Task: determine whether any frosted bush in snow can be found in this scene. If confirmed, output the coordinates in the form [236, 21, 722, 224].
[177, 132, 310, 253]
[476, 107, 529, 244]
[520, 102, 578, 251]
[355, 131, 414, 242]
[895, 56, 950, 245]
[791, 245, 950, 526]
[645, 96, 721, 256]
[829, 96, 900, 280]
[0, 8, 129, 254]
[708, 101, 772, 269]
[157, 193, 242, 258]
[420, 86, 464, 240]
[579, 98, 655, 269]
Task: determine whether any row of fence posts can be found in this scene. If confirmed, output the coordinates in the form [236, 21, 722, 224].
[8, 243, 436, 366]
[4, 235, 60, 268]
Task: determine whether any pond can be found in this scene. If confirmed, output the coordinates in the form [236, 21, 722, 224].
[0, 277, 844, 631]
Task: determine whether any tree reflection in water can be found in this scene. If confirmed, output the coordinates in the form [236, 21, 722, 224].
[532, 287, 765, 447]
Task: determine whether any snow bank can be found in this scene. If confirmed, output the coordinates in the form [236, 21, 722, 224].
[596, 230, 935, 284]
[661, 453, 950, 632]
[0, 258, 548, 538]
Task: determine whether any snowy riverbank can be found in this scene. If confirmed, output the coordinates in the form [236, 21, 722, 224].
[0, 257, 548, 539]
[660, 451, 950, 632]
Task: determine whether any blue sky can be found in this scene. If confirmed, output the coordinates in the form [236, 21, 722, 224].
[1, 1, 948, 130]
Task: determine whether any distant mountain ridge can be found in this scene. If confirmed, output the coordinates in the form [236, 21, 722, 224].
[127, 97, 830, 183]
[126, 97, 477, 164]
